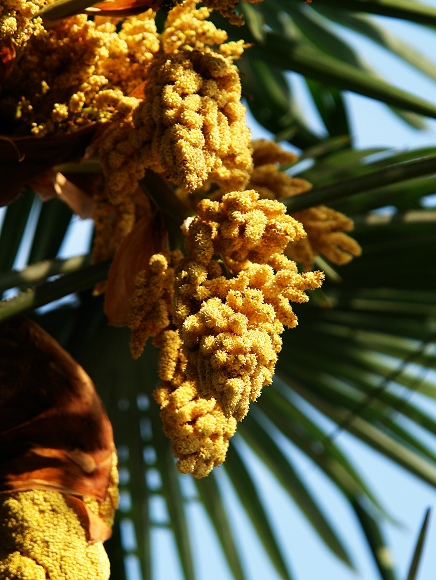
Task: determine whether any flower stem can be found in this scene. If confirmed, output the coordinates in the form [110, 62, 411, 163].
[140, 170, 193, 250]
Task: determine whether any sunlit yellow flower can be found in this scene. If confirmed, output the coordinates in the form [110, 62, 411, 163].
[2, 11, 159, 136]
[286, 206, 362, 269]
[248, 140, 362, 269]
[92, 184, 151, 266]
[132, 48, 251, 192]
[173, 190, 323, 421]
[0, 453, 118, 580]
[129, 251, 183, 359]
[99, 0, 252, 204]
[154, 331, 237, 478]
[0, 0, 46, 49]
[161, 0, 228, 53]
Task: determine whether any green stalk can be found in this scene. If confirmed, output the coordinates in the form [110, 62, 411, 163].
[0, 260, 110, 323]
[140, 170, 193, 250]
[283, 155, 436, 212]
[353, 210, 436, 226]
[54, 161, 101, 174]
[0, 254, 91, 293]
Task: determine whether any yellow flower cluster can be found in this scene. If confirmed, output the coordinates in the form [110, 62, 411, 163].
[155, 379, 237, 478]
[92, 181, 151, 267]
[145, 190, 323, 476]
[0, 0, 46, 50]
[93, 1, 252, 306]
[154, 331, 237, 478]
[174, 191, 322, 417]
[194, 188, 306, 266]
[2, 11, 159, 135]
[129, 251, 182, 359]
[248, 140, 362, 269]
[132, 47, 251, 193]
[249, 139, 312, 200]
[161, 0, 228, 52]
[98, 117, 146, 206]
[0, 453, 118, 580]
[100, 0, 251, 203]
[287, 206, 362, 270]
[0, 0, 362, 486]
[179, 270, 286, 420]
[125, 249, 237, 477]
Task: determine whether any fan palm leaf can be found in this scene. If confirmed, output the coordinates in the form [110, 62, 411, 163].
[227, 0, 436, 147]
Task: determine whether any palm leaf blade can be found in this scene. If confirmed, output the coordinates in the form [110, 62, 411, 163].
[245, 32, 436, 119]
[406, 508, 432, 580]
[0, 192, 35, 272]
[312, 0, 436, 26]
[317, 9, 436, 83]
[225, 443, 294, 579]
[240, 410, 355, 567]
[194, 473, 247, 580]
[352, 496, 397, 580]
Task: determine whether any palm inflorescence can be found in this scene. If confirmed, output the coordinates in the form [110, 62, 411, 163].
[0, 0, 436, 579]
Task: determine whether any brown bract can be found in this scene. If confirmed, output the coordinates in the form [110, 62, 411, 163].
[30, 170, 96, 218]
[105, 210, 169, 326]
[0, 124, 100, 206]
[0, 318, 114, 503]
[0, 38, 15, 87]
[86, 0, 165, 16]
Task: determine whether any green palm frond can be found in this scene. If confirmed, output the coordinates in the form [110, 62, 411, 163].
[224, 0, 436, 147]
[406, 508, 432, 580]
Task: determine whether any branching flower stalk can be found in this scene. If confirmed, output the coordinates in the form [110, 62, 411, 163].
[247, 140, 362, 270]
[3, 0, 436, 576]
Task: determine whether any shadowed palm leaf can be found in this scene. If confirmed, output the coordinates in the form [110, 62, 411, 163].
[230, 0, 436, 147]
